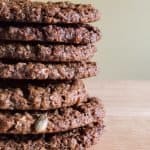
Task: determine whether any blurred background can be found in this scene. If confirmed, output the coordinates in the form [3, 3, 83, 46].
[35, 0, 150, 80]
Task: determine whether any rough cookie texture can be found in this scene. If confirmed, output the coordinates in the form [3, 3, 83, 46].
[0, 80, 87, 110]
[0, 62, 97, 80]
[0, 43, 96, 62]
[0, 97, 104, 134]
[0, 24, 100, 44]
[0, 122, 104, 150]
[0, 0, 100, 24]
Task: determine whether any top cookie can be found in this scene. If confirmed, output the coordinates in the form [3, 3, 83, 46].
[0, 0, 100, 24]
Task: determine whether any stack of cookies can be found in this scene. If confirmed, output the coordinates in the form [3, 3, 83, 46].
[0, 0, 105, 149]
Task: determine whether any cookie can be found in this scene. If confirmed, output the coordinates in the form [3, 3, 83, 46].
[0, 97, 104, 134]
[0, 80, 87, 110]
[0, 0, 100, 24]
[0, 122, 104, 150]
[0, 43, 96, 62]
[0, 24, 100, 44]
[0, 62, 97, 80]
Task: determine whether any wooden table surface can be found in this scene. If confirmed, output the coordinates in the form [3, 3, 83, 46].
[85, 79, 150, 150]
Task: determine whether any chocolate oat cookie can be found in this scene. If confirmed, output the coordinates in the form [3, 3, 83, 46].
[0, 24, 100, 44]
[0, 43, 96, 62]
[0, 122, 104, 150]
[0, 0, 100, 24]
[0, 97, 104, 134]
[0, 80, 87, 110]
[0, 62, 97, 80]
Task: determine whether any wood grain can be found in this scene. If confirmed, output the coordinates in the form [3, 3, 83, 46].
[85, 79, 150, 150]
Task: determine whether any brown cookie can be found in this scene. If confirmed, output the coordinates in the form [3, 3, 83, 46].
[0, 121, 104, 150]
[0, 0, 100, 24]
[0, 80, 87, 110]
[0, 43, 96, 62]
[0, 24, 100, 44]
[0, 97, 104, 134]
[0, 62, 97, 80]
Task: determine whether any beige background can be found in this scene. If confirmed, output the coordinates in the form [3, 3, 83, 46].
[36, 0, 150, 79]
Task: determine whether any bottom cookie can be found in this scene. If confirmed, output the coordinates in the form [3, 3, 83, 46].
[0, 122, 104, 150]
